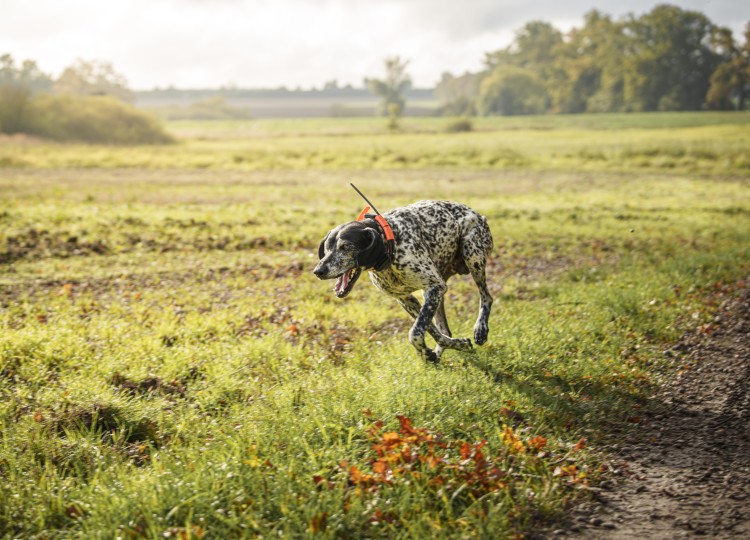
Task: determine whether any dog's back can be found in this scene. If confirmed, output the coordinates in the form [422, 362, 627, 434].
[383, 200, 492, 279]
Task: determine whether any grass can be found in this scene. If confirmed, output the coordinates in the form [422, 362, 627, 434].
[1, 112, 749, 538]
[2, 112, 749, 173]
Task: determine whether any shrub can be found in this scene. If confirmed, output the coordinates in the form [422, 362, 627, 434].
[26, 94, 174, 144]
[0, 83, 32, 134]
[444, 118, 473, 133]
[155, 96, 253, 121]
[477, 65, 548, 116]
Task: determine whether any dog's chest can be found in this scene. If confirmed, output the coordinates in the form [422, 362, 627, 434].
[367, 207, 463, 296]
[368, 265, 425, 296]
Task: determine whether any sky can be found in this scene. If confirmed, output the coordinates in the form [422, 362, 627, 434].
[1, 0, 748, 90]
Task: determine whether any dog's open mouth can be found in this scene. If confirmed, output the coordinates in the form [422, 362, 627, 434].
[334, 267, 362, 298]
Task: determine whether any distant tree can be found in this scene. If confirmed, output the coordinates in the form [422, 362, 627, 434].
[548, 10, 626, 113]
[366, 56, 411, 128]
[621, 5, 721, 111]
[485, 21, 563, 79]
[0, 83, 30, 133]
[0, 54, 53, 92]
[434, 71, 481, 115]
[483, 21, 562, 114]
[0, 54, 53, 133]
[54, 59, 135, 103]
[477, 65, 548, 116]
[706, 23, 750, 110]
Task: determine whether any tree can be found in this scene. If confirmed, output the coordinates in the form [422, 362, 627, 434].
[0, 54, 53, 133]
[482, 21, 562, 114]
[365, 56, 411, 128]
[622, 5, 721, 111]
[548, 10, 627, 113]
[706, 23, 750, 110]
[54, 59, 135, 103]
[476, 65, 548, 116]
[0, 83, 30, 133]
[486, 20, 563, 80]
[0, 54, 53, 92]
[434, 71, 482, 115]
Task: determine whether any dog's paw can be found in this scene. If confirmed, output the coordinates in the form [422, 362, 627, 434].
[423, 349, 440, 364]
[474, 324, 489, 346]
[455, 338, 473, 351]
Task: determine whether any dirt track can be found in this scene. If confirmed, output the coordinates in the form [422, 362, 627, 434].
[554, 283, 750, 538]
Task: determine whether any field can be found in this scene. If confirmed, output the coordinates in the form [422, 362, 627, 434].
[1, 112, 749, 538]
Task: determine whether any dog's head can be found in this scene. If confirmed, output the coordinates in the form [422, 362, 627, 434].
[313, 221, 386, 298]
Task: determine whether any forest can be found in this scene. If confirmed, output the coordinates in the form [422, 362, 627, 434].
[436, 5, 749, 115]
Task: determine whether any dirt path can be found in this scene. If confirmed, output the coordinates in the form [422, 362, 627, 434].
[558, 284, 750, 539]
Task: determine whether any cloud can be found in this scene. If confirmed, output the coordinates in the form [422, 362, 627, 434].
[0, 0, 748, 89]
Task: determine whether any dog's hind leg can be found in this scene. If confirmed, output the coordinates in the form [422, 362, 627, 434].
[434, 298, 452, 337]
[433, 298, 452, 359]
[460, 218, 494, 346]
[469, 267, 493, 345]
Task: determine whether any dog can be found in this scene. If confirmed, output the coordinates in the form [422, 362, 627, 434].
[313, 200, 493, 363]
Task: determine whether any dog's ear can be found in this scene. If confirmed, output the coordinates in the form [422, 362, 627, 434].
[318, 232, 330, 260]
[355, 228, 385, 269]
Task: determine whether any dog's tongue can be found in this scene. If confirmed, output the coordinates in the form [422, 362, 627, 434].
[335, 271, 350, 295]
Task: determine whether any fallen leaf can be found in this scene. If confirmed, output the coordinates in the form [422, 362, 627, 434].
[528, 435, 548, 451]
[309, 512, 328, 533]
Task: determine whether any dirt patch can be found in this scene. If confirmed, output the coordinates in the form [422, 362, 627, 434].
[553, 281, 750, 538]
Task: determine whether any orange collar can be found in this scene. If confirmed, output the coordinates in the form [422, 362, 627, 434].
[357, 206, 395, 265]
[357, 206, 395, 242]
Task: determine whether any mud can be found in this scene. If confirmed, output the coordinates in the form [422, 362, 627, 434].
[556, 282, 750, 538]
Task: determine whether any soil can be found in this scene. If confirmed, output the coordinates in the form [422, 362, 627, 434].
[550, 282, 750, 538]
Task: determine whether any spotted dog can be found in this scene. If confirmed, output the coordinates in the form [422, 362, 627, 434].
[313, 200, 493, 363]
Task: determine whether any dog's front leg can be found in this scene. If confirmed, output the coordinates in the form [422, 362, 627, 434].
[398, 292, 472, 362]
[403, 285, 445, 363]
[397, 295, 435, 361]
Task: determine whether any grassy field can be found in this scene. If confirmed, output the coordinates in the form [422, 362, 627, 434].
[1, 112, 749, 538]
[2, 112, 749, 173]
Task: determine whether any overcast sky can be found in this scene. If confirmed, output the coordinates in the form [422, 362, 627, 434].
[1, 0, 747, 90]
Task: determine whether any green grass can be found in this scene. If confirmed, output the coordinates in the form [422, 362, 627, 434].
[1, 112, 749, 538]
[2, 112, 749, 173]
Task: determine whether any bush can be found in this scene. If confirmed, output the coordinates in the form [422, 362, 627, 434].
[444, 118, 473, 133]
[435, 96, 477, 117]
[155, 96, 252, 121]
[0, 83, 32, 134]
[477, 65, 548, 116]
[27, 94, 174, 144]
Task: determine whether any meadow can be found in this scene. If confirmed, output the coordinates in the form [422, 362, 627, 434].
[1, 112, 749, 538]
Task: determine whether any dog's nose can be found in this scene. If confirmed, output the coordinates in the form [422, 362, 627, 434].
[313, 266, 326, 278]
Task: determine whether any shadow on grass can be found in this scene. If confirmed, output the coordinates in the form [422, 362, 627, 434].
[462, 346, 651, 438]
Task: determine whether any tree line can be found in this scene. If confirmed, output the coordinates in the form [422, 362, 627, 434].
[435, 5, 749, 116]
